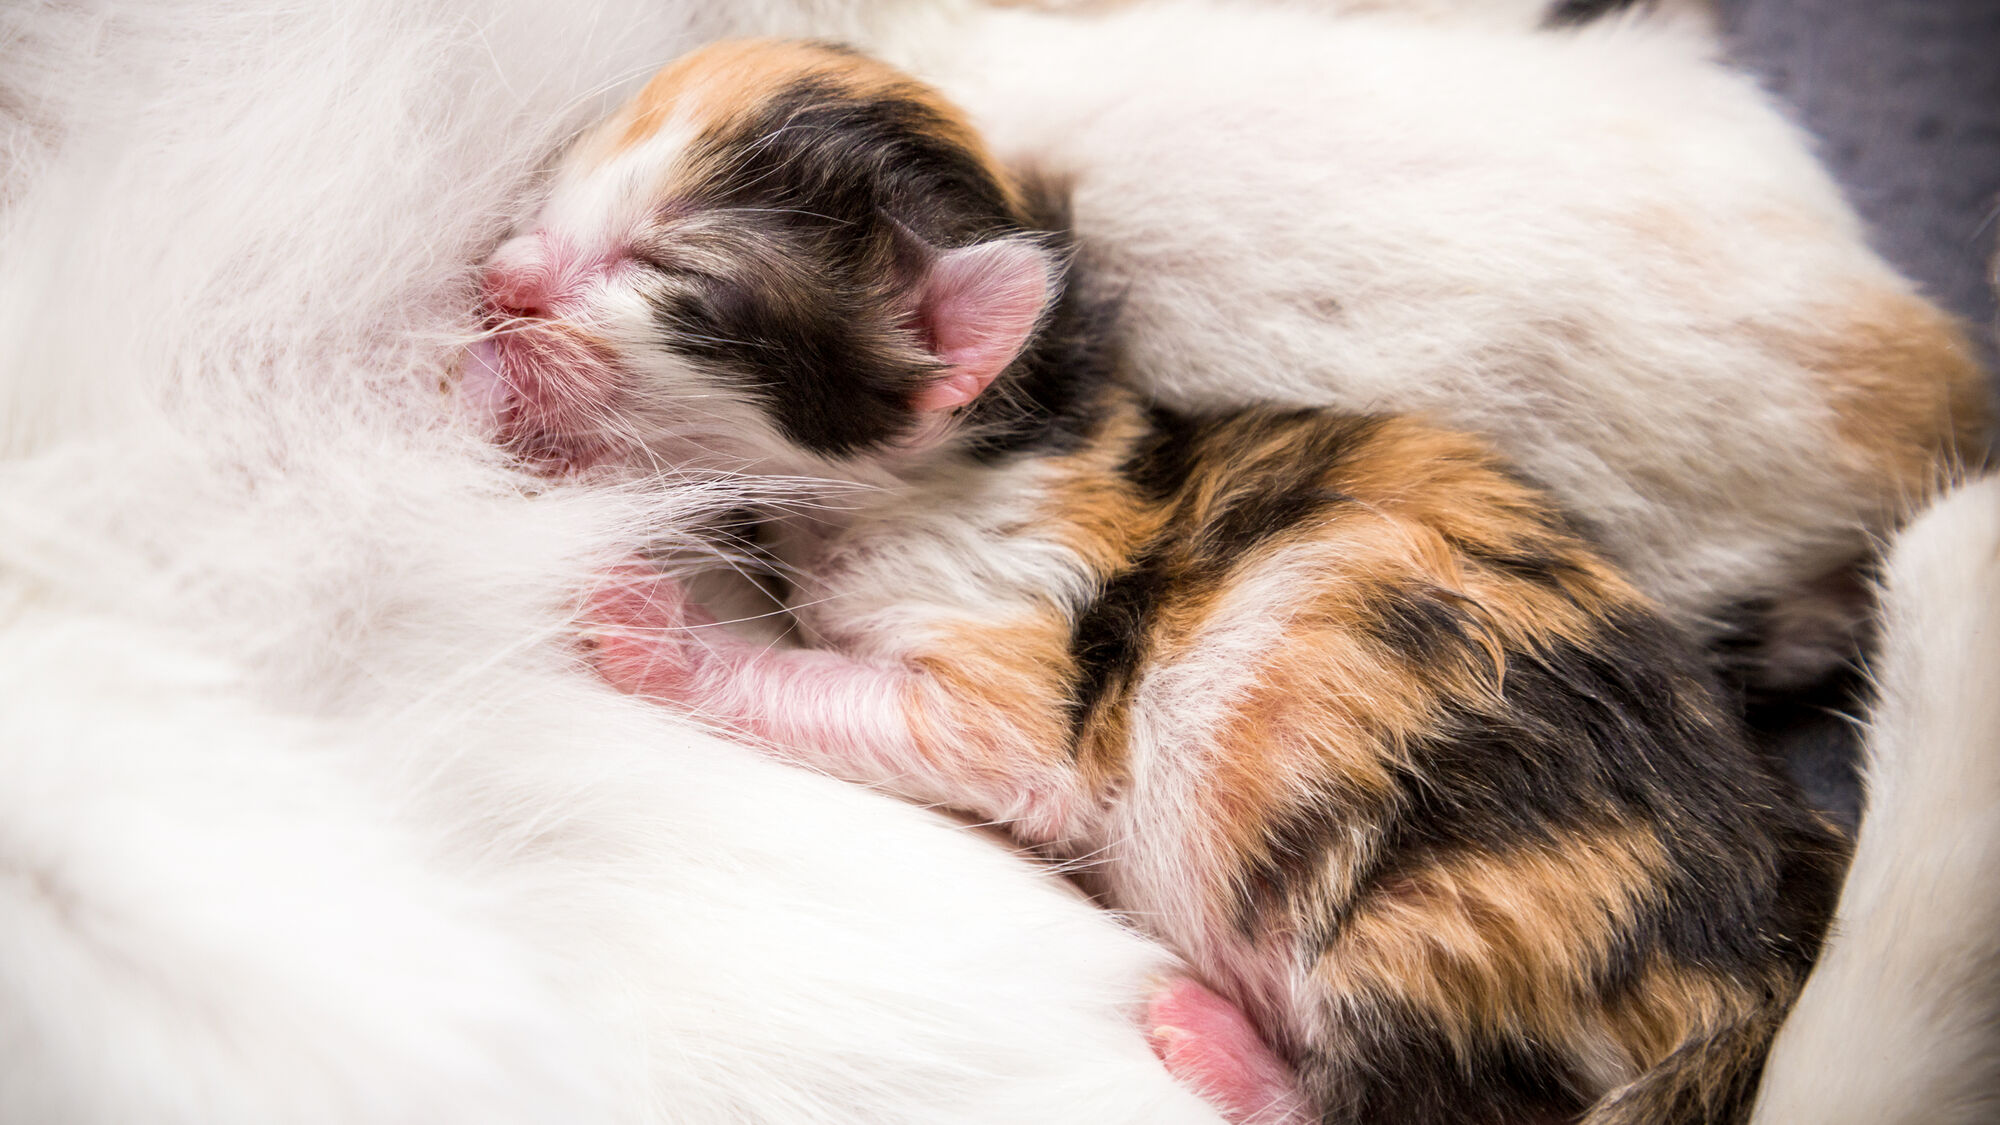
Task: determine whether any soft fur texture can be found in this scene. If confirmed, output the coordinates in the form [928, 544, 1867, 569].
[483, 42, 1846, 1120]
[0, 2, 1224, 1122]
[2, 0, 1993, 1121]
[876, 0, 1988, 686]
[1750, 474, 2000, 1125]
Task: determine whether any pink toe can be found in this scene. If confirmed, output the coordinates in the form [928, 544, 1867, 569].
[1146, 977, 1315, 1125]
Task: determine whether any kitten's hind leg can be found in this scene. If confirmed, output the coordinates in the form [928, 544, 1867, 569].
[1146, 977, 1315, 1125]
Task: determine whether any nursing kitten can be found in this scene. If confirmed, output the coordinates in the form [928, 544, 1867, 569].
[471, 41, 1847, 1124]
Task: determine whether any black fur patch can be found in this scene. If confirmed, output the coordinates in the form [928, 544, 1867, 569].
[1395, 609, 1834, 979]
[1071, 409, 1373, 747]
[1120, 405, 1207, 501]
[1178, 411, 1375, 572]
[1242, 589, 1843, 994]
[1193, 477, 1351, 572]
[1544, 0, 1652, 28]
[1315, 1005, 1589, 1125]
[1449, 534, 1593, 591]
[652, 73, 1025, 457]
[1065, 545, 1171, 746]
[651, 259, 922, 456]
[1359, 583, 1488, 668]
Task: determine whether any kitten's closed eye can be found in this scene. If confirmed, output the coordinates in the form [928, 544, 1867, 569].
[648, 273, 775, 357]
[628, 242, 713, 283]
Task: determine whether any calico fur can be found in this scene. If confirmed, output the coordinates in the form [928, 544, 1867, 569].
[482, 40, 1850, 1122]
[6, 1, 1991, 1121]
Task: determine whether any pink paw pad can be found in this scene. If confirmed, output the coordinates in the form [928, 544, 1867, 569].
[1147, 977, 1315, 1125]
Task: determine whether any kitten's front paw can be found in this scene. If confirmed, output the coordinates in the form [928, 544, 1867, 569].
[583, 567, 716, 701]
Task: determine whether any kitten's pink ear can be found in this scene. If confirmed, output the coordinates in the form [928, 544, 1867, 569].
[908, 239, 1056, 413]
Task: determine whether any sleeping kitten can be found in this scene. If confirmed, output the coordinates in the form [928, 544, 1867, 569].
[470, 40, 1847, 1124]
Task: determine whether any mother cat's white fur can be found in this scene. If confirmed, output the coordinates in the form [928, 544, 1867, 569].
[0, 2, 1222, 1122]
[0, 0, 1991, 1122]
[1750, 474, 2000, 1125]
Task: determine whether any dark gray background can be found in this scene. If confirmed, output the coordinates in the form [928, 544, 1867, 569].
[1704, 0, 1997, 826]
[1719, 0, 2000, 359]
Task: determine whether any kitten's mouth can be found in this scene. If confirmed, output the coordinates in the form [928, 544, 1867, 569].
[460, 324, 619, 475]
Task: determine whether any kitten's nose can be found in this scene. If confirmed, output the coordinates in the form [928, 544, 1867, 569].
[482, 235, 552, 319]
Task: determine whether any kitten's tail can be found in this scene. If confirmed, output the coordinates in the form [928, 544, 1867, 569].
[1576, 1007, 1783, 1125]
[1583, 475, 2000, 1125]
[1748, 474, 2000, 1125]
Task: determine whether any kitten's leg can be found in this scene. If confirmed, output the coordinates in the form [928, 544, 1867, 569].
[592, 574, 1319, 1117]
[587, 570, 1087, 842]
[1146, 977, 1316, 1125]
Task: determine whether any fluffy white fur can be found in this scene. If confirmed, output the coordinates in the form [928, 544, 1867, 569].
[3, 0, 1992, 1120]
[0, 2, 1223, 1121]
[1751, 474, 2000, 1125]
[879, 0, 1979, 680]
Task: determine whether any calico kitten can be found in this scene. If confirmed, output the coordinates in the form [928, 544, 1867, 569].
[470, 40, 1847, 1124]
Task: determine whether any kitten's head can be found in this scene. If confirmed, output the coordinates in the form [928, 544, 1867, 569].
[469, 39, 1060, 477]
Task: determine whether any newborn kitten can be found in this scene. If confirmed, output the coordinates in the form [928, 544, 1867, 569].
[472, 41, 1847, 1125]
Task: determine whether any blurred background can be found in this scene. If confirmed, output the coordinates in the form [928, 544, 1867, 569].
[1719, 0, 2000, 359]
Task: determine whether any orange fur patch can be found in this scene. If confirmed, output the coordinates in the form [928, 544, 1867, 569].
[1314, 826, 1670, 1059]
[584, 39, 1017, 211]
[1802, 289, 1993, 504]
[903, 610, 1103, 834]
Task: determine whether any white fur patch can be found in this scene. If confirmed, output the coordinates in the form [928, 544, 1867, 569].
[1752, 476, 2000, 1125]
